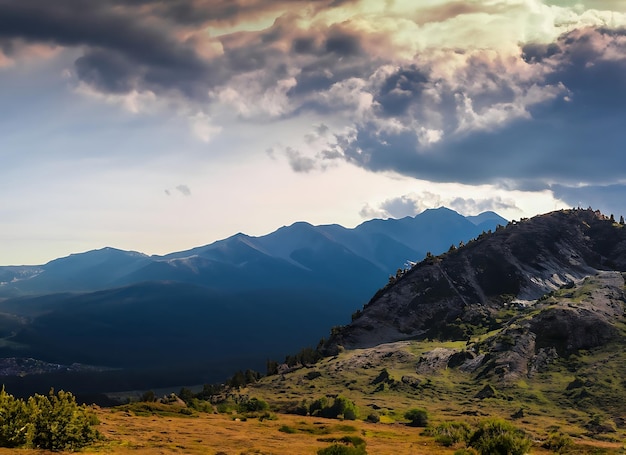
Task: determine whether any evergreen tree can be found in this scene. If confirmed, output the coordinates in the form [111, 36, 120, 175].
[266, 359, 279, 376]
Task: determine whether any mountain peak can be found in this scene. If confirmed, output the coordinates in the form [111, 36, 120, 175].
[466, 211, 508, 226]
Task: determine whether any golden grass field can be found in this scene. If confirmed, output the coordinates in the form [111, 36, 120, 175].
[0, 407, 540, 455]
[0, 406, 623, 455]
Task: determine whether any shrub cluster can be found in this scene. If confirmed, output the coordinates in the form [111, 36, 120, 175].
[0, 387, 100, 451]
[431, 418, 532, 455]
[427, 421, 471, 446]
[317, 435, 367, 454]
[404, 408, 429, 427]
[468, 419, 531, 455]
[298, 396, 359, 420]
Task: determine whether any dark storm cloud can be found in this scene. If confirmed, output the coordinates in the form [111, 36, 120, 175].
[329, 26, 626, 191]
[105, 0, 358, 26]
[292, 37, 318, 55]
[288, 57, 377, 99]
[0, 1, 203, 68]
[374, 66, 429, 117]
[0, 0, 217, 97]
[521, 27, 626, 113]
[74, 50, 136, 94]
[0, 0, 361, 102]
[324, 27, 363, 56]
[551, 184, 626, 219]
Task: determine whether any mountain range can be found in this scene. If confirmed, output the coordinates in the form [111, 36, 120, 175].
[0, 207, 506, 395]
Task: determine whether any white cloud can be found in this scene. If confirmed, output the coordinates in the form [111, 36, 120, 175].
[189, 112, 222, 143]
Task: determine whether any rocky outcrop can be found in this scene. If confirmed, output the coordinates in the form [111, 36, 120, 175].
[323, 210, 626, 383]
[327, 209, 626, 353]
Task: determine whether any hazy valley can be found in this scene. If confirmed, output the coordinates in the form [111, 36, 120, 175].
[0, 208, 505, 397]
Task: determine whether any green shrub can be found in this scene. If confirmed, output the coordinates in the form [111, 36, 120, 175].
[319, 436, 365, 446]
[468, 418, 531, 455]
[542, 432, 573, 453]
[0, 387, 99, 451]
[216, 399, 237, 414]
[429, 421, 472, 447]
[404, 408, 429, 427]
[366, 412, 380, 423]
[258, 411, 277, 421]
[317, 435, 367, 455]
[317, 444, 366, 455]
[140, 390, 156, 402]
[279, 425, 297, 434]
[310, 397, 330, 416]
[186, 398, 214, 413]
[0, 387, 32, 448]
[310, 396, 359, 420]
[293, 399, 310, 416]
[334, 397, 359, 421]
[238, 397, 269, 413]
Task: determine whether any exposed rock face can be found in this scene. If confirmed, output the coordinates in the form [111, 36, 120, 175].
[325, 209, 626, 382]
[530, 271, 625, 354]
[328, 209, 626, 352]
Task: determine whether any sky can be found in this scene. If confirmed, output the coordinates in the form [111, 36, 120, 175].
[2, 0, 626, 265]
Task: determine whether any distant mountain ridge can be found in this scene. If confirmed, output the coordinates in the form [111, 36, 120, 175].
[0, 207, 507, 297]
[0, 208, 507, 394]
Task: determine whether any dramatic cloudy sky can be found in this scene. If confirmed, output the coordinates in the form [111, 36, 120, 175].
[2, 0, 626, 265]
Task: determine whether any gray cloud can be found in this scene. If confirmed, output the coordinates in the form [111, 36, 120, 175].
[374, 66, 430, 117]
[324, 26, 363, 56]
[0, 0, 366, 105]
[359, 192, 518, 219]
[551, 184, 626, 219]
[0, 0, 216, 99]
[447, 196, 519, 215]
[285, 147, 316, 173]
[176, 184, 192, 196]
[326, 27, 626, 194]
[107, 0, 359, 26]
[379, 196, 422, 219]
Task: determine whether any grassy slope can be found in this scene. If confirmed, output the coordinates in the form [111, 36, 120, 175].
[0, 408, 542, 455]
[248, 339, 626, 440]
[0, 403, 618, 455]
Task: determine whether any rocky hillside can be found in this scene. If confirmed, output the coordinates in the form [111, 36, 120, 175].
[249, 210, 626, 443]
[327, 209, 626, 352]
